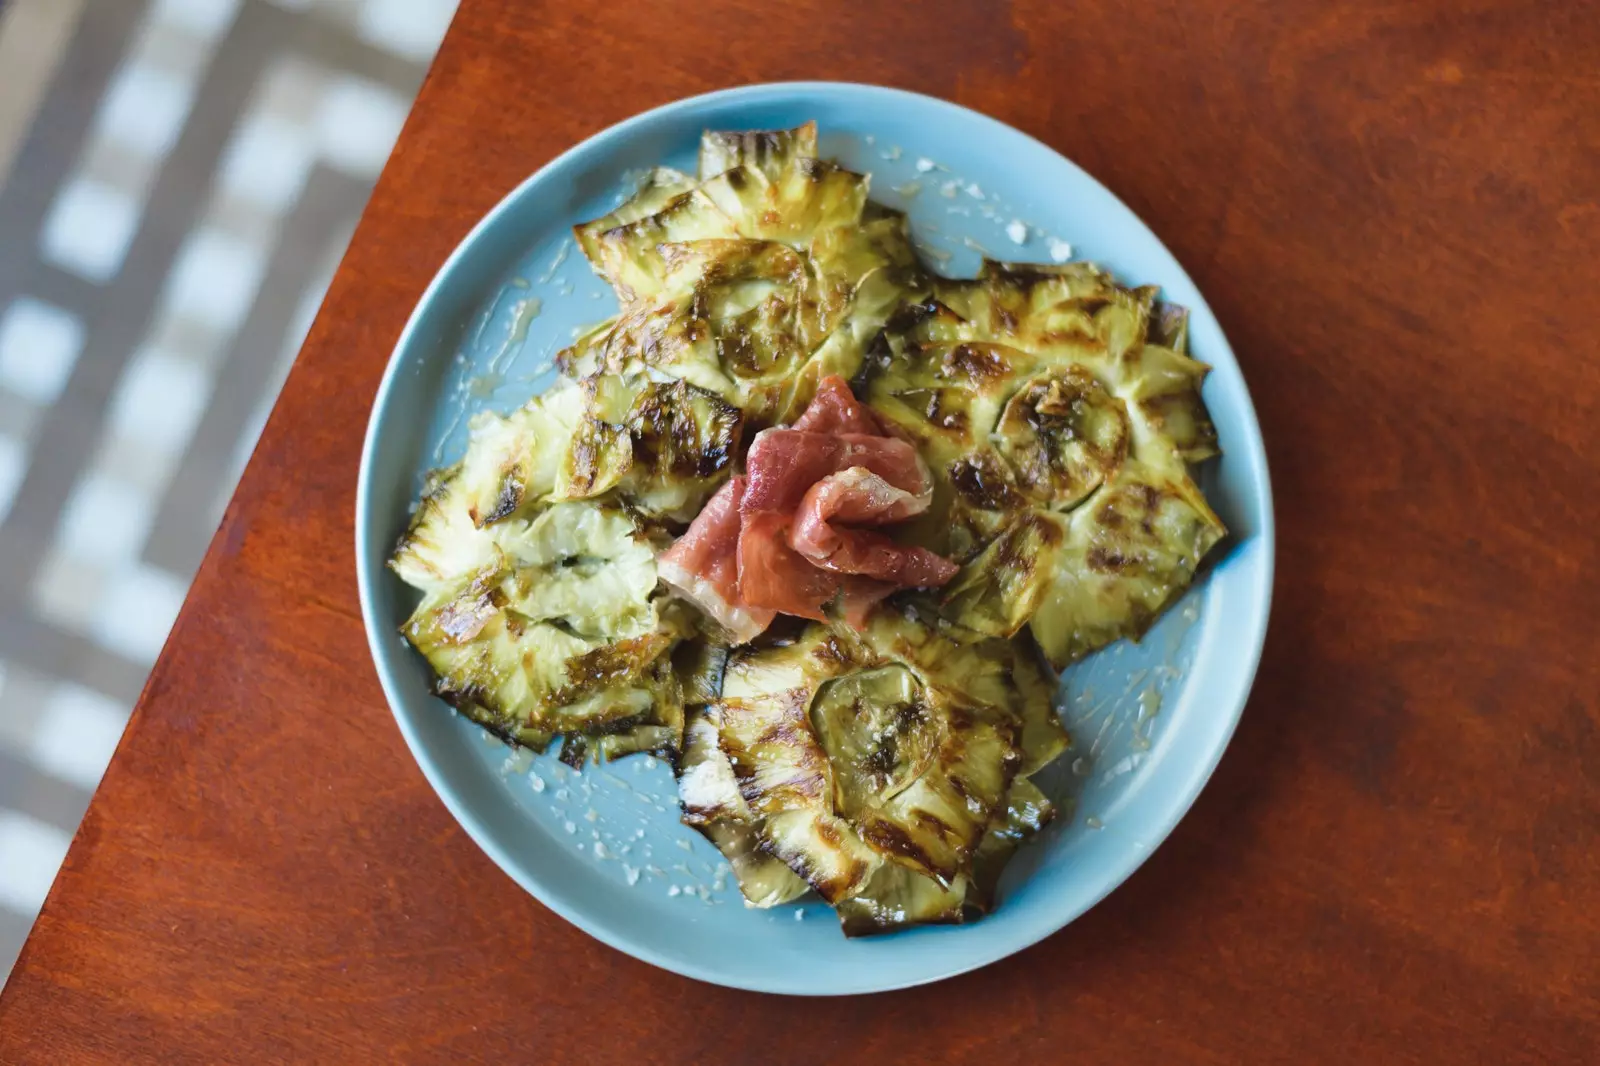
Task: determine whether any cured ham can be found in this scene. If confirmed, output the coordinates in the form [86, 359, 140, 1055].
[657, 477, 776, 643]
[660, 376, 956, 641]
[788, 468, 959, 585]
[791, 376, 887, 435]
[735, 511, 838, 621]
[743, 431, 929, 514]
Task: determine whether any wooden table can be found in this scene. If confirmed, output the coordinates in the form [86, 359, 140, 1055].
[4, 0, 1596, 1061]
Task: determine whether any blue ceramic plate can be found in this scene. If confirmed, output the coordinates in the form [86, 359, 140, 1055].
[355, 83, 1273, 995]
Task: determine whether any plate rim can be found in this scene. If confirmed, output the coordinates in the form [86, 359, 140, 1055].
[354, 80, 1276, 995]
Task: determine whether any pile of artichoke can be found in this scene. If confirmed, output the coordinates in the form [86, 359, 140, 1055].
[389, 122, 1224, 932]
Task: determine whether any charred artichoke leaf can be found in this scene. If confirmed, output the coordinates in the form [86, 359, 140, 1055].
[458, 701, 554, 753]
[391, 465, 502, 597]
[1149, 299, 1190, 354]
[586, 656, 687, 762]
[760, 808, 883, 905]
[679, 704, 749, 826]
[938, 512, 1065, 640]
[551, 373, 743, 520]
[554, 414, 632, 502]
[1009, 642, 1070, 775]
[617, 376, 743, 519]
[700, 159, 868, 248]
[718, 635, 834, 814]
[836, 861, 968, 937]
[454, 378, 588, 527]
[1121, 343, 1218, 463]
[965, 777, 1055, 913]
[591, 189, 740, 304]
[678, 704, 809, 907]
[698, 121, 819, 181]
[702, 820, 813, 908]
[807, 212, 924, 336]
[573, 166, 697, 279]
[554, 316, 619, 380]
[1029, 458, 1225, 668]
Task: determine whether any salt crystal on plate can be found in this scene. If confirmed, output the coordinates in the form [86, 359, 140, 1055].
[1006, 219, 1028, 245]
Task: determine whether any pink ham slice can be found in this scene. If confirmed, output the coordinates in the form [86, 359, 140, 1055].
[742, 430, 931, 515]
[791, 375, 886, 435]
[837, 576, 898, 630]
[659, 376, 957, 642]
[735, 511, 837, 621]
[787, 467, 959, 586]
[656, 477, 776, 643]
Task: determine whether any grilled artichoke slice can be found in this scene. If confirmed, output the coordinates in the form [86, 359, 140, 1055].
[698, 121, 819, 181]
[700, 159, 869, 248]
[453, 378, 590, 527]
[572, 166, 698, 282]
[588, 188, 741, 304]
[709, 612, 1028, 922]
[572, 129, 922, 426]
[966, 777, 1055, 913]
[397, 500, 685, 740]
[574, 373, 744, 521]
[679, 703, 809, 907]
[862, 260, 1226, 668]
[835, 861, 969, 936]
[1028, 457, 1224, 665]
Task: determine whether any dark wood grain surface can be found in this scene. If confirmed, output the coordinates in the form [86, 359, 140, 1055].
[3, 0, 1597, 1061]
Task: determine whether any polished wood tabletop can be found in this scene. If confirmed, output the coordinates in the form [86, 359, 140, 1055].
[3, 0, 1596, 1061]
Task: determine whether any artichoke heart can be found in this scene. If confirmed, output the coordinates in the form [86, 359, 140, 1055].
[572, 123, 923, 426]
[697, 609, 1060, 932]
[396, 499, 685, 747]
[863, 259, 1226, 668]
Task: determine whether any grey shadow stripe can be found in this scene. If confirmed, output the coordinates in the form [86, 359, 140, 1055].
[0, 749, 95, 835]
[0, 612, 150, 705]
[0, 904, 38, 985]
[0, 0, 291, 604]
[22, 262, 101, 315]
[143, 164, 371, 578]
[0, 0, 149, 305]
[294, 16, 431, 94]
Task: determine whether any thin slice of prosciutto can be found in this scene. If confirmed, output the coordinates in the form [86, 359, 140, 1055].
[787, 467, 959, 585]
[659, 376, 956, 642]
[790, 375, 887, 435]
[657, 477, 776, 643]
